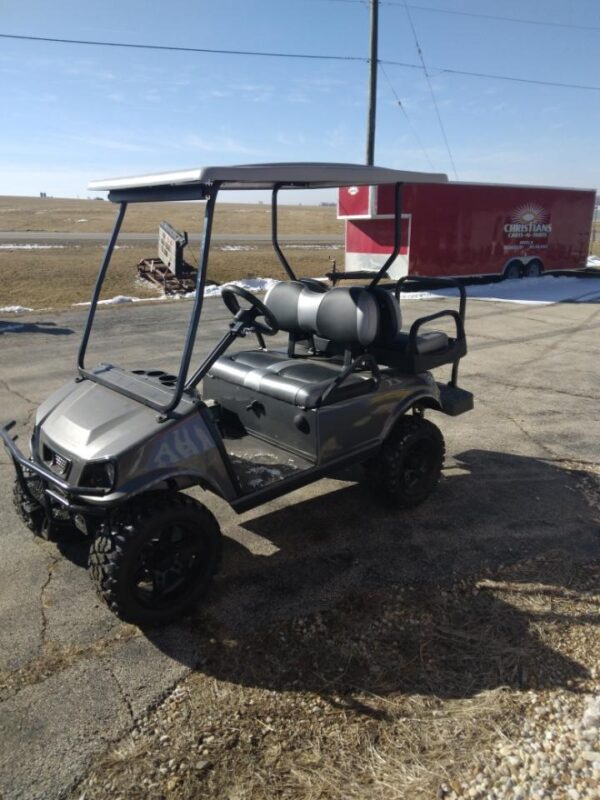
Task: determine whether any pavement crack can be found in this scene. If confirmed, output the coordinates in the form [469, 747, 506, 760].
[0, 375, 36, 408]
[39, 553, 60, 653]
[108, 665, 137, 727]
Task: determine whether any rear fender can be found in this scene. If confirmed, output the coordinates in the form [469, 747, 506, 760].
[380, 390, 442, 441]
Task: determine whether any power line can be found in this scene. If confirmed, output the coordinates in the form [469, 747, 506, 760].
[400, 0, 458, 179]
[2, 32, 600, 93]
[391, 3, 600, 33]
[379, 62, 436, 170]
[0, 32, 368, 63]
[315, 0, 600, 32]
[383, 59, 600, 93]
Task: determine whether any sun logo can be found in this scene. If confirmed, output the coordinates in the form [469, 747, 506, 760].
[511, 204, 547, 225]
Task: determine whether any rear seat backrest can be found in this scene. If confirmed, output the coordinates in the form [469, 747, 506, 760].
[264, 281, 380, 348]
[369, 287, 402, 344]
[315, 287, 379, 346]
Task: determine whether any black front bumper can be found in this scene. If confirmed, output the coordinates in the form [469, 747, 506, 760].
[1, 421, 110, 513]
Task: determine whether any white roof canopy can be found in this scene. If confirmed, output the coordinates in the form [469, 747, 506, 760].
[88, 162, 448, 192]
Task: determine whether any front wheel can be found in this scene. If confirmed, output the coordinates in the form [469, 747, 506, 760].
[364, 416, 445, 508]
[12, 474, 74, 540]
[89, 491, 222, 626]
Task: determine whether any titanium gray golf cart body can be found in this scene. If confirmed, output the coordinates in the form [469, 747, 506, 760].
[2, 163, 473, 626]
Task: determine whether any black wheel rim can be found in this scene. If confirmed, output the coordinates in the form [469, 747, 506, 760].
[132, 523, 207, 610]
[402, 440, 434, 495]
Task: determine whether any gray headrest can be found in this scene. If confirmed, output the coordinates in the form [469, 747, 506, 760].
[263, 281, 306, 332]
[315, 287, 379, 346]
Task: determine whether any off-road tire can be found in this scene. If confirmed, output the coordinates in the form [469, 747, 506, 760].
[12, 476, 46, 536]
[12, 474, 75, 540]
[365, 416, 445, 508]
[89, 491, 222, 626]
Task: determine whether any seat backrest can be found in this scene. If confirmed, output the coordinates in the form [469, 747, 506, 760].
[315, 287, 379, 346]
[369, 287, 402, 344]
[264, 280, 326, 334]
[264, 281, 380, 348]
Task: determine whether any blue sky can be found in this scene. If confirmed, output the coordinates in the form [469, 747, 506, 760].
[1, 0, 599, 201]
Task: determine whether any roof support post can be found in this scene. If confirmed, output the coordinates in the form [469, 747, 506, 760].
[271, 184, 297, 281]
[163, 181, 221, 411]
[368, 182, 402, 288]
[77, 201, 127, 371]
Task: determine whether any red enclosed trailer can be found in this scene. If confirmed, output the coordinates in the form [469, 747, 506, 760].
[338, 181, 596, 280]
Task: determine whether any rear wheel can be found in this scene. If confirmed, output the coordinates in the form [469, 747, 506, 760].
[525, 259, 543, 278]
[365, 416, 445, 508]
[89, 491, 222, 626]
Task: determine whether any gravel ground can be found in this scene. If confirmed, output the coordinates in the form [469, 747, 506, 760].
[71, 546, 600, 800]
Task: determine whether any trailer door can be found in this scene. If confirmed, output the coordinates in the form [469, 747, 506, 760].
[345, 215, 411, 278]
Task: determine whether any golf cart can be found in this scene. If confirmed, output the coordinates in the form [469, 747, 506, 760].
[2, 163, 473, 626]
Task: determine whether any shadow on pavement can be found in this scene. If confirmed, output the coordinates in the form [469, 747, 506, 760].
[140, 449, 598, 708]
[0, 320, 74, 336]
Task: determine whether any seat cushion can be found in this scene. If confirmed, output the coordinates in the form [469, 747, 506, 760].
[392, 330, 449, 354]
[208, 350, 374, 408]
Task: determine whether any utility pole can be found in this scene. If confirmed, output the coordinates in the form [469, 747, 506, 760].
[366, 0, 379, 165]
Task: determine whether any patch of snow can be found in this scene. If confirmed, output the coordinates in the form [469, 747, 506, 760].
[76, 218, 88, 223]
[0, 305, 33, 313]
[219, 245, 257, 252]
[409, 275, 600, 305]
[74, 295, 147, 307]
[201, 277, 280, 299]
[286, 244, 343, 250]
[587, 254, 600, 268]
[0, 244, 65, 250]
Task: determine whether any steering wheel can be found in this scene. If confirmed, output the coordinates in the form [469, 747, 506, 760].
[221, 285, 279, 336]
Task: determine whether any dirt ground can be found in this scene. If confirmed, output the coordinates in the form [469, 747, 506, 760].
[71, 548, 600, 800]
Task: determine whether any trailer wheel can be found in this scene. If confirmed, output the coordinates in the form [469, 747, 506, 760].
[525, 259, 543, 278]
[504, 261, 522, 280]
[89, 491, 222, 626]
[364, 417, 445, 508]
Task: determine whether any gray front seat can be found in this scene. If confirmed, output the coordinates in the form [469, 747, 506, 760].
[207, 285, 380, 408]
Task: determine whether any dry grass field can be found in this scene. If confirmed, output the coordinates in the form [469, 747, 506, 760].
[0, 243, 340, 310]
[0, 195, 342, 236]
[0, 196, 342, 310]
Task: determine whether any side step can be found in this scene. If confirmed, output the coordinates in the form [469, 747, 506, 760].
[437, 383, 474, 416]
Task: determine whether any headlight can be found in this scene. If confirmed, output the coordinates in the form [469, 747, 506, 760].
[80, 461, 116, 490]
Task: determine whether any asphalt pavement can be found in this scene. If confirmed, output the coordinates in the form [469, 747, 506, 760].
[1, 289, 599, 799]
